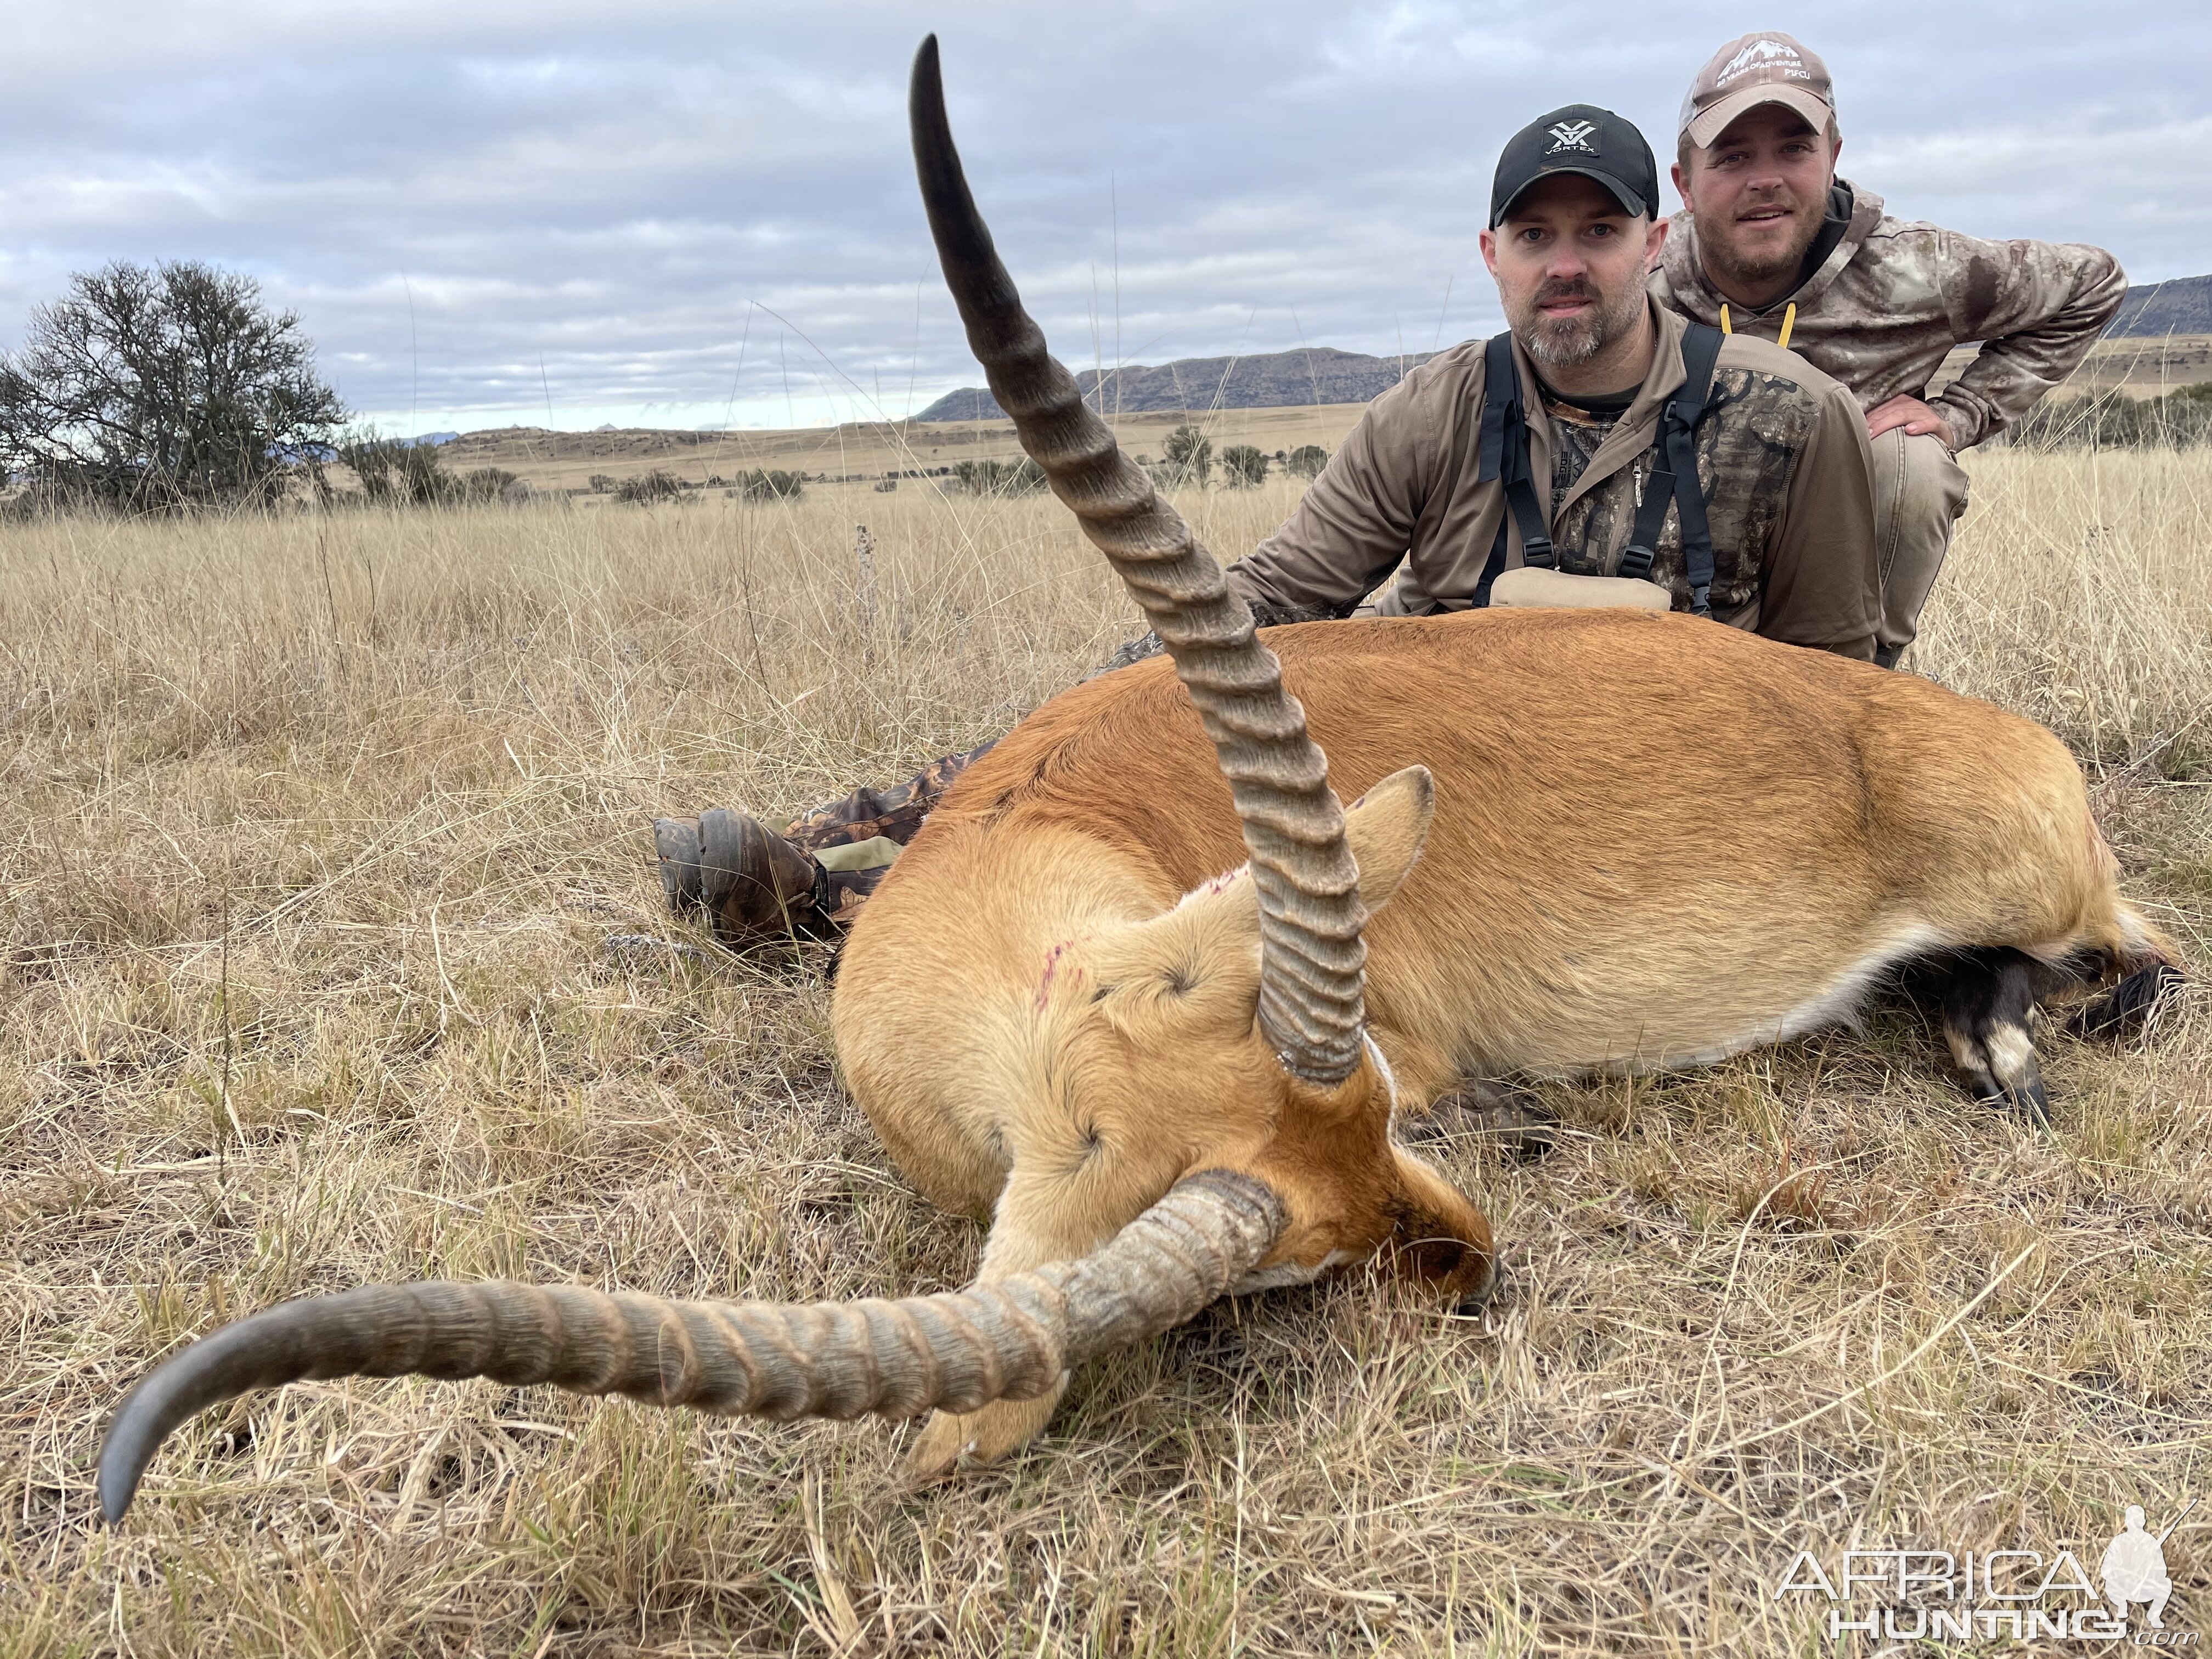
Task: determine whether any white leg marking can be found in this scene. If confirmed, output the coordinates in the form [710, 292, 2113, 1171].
[1945, 1023, 1985, 1073]
[1985, 1023, 2037, 1085]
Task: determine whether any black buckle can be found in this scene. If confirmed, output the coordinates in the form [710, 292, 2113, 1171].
[1617, 544, 1655, 581]
[1689, 584, 1712, 618]
[1521, 536, 1555, 569]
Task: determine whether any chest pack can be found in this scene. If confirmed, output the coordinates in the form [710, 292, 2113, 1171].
[1471, 322, 1725, 616]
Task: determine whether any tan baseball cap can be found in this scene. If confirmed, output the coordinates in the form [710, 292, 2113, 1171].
[1678, 32, 1836, 150]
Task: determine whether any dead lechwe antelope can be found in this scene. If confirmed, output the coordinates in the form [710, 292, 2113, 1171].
[98, 37, 2177, 1521]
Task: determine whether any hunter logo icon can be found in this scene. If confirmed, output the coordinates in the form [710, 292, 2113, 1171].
[1545, 119, 1598, 155]
[2103, 1499, 2194, 1630]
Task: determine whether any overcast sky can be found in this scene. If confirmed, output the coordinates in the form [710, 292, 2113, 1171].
[5, 1, 2206, 434]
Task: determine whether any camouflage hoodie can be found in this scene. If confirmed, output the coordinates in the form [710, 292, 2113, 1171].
[1649, 182, 2126, 450]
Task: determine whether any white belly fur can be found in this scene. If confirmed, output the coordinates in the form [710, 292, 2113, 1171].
[1528, 921, 1946, 1078]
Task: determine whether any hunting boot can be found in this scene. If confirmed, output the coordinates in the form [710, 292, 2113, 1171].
[655, 809, 829, 946]
[1400, 1080, 1558, 1159]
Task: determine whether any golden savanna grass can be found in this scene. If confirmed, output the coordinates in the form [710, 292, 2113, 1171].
[3, 451, 2210, 1656]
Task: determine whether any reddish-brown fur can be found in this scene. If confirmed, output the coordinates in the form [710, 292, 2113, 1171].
[833, 606, 2171, 1469]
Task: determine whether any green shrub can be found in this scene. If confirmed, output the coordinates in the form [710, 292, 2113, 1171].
[337, 430, 487, 508]
[951, 458, 1046, 495]
[613, 469, 685, 505]
[1163, 424, 1212, 488]
[1220, 444, 1269, 488]
[473, 467, 527, 501]
[1286, 443, 1330, 478]
[2010, 388, 2212, 450]
[737, 469, 806, 501]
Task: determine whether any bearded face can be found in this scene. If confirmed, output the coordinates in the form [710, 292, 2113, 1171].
[1505, 267, 1650, 369]
[1482, 172, 1661, 381]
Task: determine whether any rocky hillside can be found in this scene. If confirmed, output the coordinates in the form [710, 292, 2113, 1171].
[915, 345, 1438, 422]
[2108, 274, 2212, 337]
[912, 273, 2212, 422]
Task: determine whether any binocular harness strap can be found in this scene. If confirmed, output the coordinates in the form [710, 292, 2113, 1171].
[1477, 323, 1725, 617]
[1616, 323, 1724, 616]
[1473, 331, 1555, 606]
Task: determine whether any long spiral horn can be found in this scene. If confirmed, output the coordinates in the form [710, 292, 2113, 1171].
[99, 1170, 1283, 1523]
[909, 36, 1367, 1082]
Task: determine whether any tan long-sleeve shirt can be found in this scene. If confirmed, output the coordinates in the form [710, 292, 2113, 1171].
[1228, 301, 1882, 659]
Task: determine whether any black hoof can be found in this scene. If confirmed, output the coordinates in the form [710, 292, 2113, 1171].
[2006, 1073, 2052, 1126]
[2069, 964, 2183, 1041]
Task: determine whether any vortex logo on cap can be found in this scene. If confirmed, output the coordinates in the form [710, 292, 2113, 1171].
[1545, 120, 1598, 154]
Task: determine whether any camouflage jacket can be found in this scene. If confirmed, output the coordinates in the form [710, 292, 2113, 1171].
[1227, 301, 1882, 659]
[1650, 182, 2126, 451]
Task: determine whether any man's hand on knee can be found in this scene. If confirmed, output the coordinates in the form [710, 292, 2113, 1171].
[1866, 393, 1955, 449]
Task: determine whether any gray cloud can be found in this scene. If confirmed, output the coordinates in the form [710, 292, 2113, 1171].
[4, 1, 2205, 432]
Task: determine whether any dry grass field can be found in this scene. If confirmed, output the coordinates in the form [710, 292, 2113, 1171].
[3, 450, 2210, 1656]
[438, 405, 1369, 498]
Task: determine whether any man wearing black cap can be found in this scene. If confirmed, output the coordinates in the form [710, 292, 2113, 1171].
[660, 106, 1886, 951]
[1228, 104, 1881, 653]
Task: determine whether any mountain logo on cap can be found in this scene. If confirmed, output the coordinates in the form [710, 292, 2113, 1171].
[1545, 119, 1598, 154]
[1718, 37, 1802, 83]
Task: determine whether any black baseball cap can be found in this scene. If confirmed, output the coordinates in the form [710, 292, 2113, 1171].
[1489, 105, 1661, 228]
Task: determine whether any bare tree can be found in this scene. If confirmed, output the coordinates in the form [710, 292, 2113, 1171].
[0, 261, 345, 512]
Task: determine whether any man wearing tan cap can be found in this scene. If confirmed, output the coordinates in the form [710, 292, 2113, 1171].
[1652, 32, 2127, 666]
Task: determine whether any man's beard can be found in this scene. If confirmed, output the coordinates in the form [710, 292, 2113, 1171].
[1508, 275, 1647, 370]
[1696, 197, 1824, 291]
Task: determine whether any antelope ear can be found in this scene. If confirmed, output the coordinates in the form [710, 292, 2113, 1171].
[1344, 765, 1434, 912]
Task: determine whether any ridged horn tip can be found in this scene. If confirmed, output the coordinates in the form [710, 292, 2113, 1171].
[94, 1174, 1293, 1523]
[904, 36, 1373, 1082]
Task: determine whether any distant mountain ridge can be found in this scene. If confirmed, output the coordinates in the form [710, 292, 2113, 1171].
[913, 274, 2210, 422]
[913, 345, 1440, 422]
[2107, 274, 2212, 337]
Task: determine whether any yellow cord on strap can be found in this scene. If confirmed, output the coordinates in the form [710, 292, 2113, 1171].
[1718, 301, 1797, 349]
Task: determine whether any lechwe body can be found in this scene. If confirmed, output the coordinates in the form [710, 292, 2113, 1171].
[838, 608, 2176, 1468]
[97, 40, 2172, 1522]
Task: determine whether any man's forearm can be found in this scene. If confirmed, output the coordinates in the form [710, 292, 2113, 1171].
[1930, 241, 2127, 449]
[1226, 385, 1435, 620]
